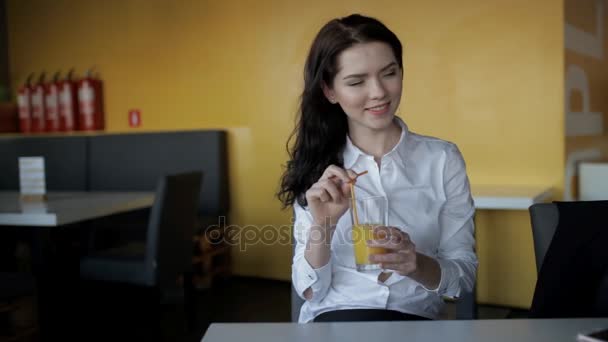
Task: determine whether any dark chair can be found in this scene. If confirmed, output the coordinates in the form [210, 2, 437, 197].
[80, 171, 203, 329]
[528, 203, 559, 272]
[528, 202, 608, 318]
[0, 272, 38, 340]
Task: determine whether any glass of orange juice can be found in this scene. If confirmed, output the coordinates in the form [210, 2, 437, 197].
[350, 195, 387, 271]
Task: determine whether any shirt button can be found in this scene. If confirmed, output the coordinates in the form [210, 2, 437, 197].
[308, 274, 313, 279]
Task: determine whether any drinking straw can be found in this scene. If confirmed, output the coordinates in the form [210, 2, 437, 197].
[328, 170, 368, 184]
[350, 182, 360, 226]
[347, 170, 368, 226]
[348, 170, 368, 183]
[327, 170, 368, 225]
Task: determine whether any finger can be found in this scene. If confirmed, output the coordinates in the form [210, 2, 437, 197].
[389, 227, 410, 240]
[368, 241, 416, 256]
[318, 179, 343, 202]
[367, 239, 404, 250]
[372, 226, 392, 240]
[339, 169, 359, 195]
[373, 226, 410, 244]
[306, 186, 331, 203]
[345, 169, 358, 180]
[368, 252, 407, 264]
[340, 181, 352, 198]
[320, 165, 354, 184]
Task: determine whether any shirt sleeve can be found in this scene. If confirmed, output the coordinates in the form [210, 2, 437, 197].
[291, 202, 333, 303]
[433, 144, 478, 298]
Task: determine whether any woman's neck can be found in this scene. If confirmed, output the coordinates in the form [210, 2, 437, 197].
[347, 119, 402, 161]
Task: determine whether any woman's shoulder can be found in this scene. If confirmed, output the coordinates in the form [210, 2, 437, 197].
[402, 131, 467, 175]
[405, 129, 461, 155]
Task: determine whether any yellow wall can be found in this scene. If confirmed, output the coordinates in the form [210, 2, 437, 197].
[7, 0, 564, 308]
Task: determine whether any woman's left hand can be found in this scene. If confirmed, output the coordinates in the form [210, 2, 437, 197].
[367, 226, 418, 276]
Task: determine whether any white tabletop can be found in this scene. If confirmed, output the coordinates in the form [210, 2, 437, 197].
[201, 319, 608, 342]
[0, 191, 155, 227]
[472, 185, 554, 210]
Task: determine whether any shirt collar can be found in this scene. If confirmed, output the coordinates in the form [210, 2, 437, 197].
[343, 116, 409, 170]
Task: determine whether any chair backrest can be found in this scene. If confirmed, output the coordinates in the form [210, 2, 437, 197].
[145, 171, 203, 292]
[528, 203, 559, 272]
[529, 201, 608, 317]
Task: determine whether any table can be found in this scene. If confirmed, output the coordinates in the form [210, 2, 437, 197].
[0, 191, 155, 226]
[201, 318, 608, 342]
[0, 191, 155, 341]
[471, 185, 554, 210]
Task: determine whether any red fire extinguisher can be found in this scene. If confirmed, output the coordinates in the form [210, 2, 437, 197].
[58, 69, 79, 132]
[77, 68, 104, 131]
[17, 74, 35, 133]
[30, 73, 47, 133]
[44, 71, 61, 132]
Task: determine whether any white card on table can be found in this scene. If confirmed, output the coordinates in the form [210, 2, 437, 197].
[19, 156, 47, 197]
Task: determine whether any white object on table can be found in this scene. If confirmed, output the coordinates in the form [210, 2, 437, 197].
[0, 191, 155, 227]
[201, 319, 608, 342]
[18, 156, 46, 196]
[471, 185, 554, 210]
[579, 162, 608, 201]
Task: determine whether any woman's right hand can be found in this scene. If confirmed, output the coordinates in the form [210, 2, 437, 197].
[305, 165, 357, 228]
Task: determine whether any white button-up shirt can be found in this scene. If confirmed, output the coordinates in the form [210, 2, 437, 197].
[292, 117, 477, 323]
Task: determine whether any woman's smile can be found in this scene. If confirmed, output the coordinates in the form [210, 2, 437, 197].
[366, 102, 391, 116]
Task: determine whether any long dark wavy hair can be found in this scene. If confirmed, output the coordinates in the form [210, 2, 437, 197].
[278, 14, 403, 208]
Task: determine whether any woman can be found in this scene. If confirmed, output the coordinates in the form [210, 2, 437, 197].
[278, 14, 477, 323]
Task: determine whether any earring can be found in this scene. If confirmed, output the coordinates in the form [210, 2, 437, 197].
[330, 98, 336, 104]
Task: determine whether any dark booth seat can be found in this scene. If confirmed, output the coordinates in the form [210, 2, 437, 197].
[0, 136, 88, 191]
[0, 130, 229, 223]
[87, 130, 229, 220]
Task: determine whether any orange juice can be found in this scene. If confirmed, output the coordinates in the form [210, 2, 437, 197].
[352, 224, 386, 269]
[348, 173, 386, 271]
